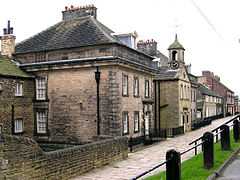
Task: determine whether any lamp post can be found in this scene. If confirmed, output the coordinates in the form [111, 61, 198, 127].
[95, 66, 101, 135]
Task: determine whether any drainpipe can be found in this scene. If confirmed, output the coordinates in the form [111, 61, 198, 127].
[11, 105, 14, 134]
[95, 66, 101, 135]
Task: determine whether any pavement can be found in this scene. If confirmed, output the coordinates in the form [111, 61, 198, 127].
[216, 152, 240, 180]
[73, 116, 236, 180]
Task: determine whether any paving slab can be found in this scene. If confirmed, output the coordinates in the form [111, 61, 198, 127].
[73, 116, 236, 180]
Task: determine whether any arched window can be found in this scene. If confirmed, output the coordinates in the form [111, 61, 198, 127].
[180, 84, 183, 99]
[172, 50, 177, 61]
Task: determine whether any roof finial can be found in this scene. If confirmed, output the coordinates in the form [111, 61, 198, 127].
[175, 34, 178, 41]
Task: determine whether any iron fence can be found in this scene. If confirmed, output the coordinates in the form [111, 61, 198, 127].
[132, 115, 240, 180]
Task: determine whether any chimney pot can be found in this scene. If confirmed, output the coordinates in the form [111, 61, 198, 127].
[62, 4, 97, 20]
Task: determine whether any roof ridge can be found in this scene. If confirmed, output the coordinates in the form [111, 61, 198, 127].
[16, 16, 92, 47]
[90, 17, 118, 43]
[16, 21, 62, 47]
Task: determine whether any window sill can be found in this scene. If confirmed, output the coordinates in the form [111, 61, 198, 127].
[33, 99, 49, 102]
[35, 132, 49, 136]
[15, 95, 24, 97]
[13, 131, 24, 135]
[122, 95, 129, 97]
[122, 132, 129, 136]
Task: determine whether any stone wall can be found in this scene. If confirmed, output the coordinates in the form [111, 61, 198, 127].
[0, 134, 128, 180]
[0, 77, 34, 137]
[160, 80, 179, 129]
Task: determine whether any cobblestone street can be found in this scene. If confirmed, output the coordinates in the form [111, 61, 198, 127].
[74, 116, 236, 180]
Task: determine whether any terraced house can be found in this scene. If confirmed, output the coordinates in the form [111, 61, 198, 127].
[13, 5, 160, 143]
[196, 84, 223, 120]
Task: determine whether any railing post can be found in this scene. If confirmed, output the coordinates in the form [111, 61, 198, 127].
[233, 119, 240, 142]
[216, 129, 219, 142]
[220, 125, 231, 150]
[194, 141, 197, 155]
[202, 132, 214, 169]
[166, 149, 181, 180]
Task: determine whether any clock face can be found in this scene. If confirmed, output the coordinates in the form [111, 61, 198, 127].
[170, 61, 179, 69]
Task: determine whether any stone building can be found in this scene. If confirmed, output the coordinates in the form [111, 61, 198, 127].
[198, 71, 235, 116]
[154, 35, 192, 136]
[13, 5, 159, 143]
[188, 73, 198, 123]
[0, 22, 34, 137]
[196, 84, 223, 120]
[234, 96, 239, 114]
[137, 39, 169, 67]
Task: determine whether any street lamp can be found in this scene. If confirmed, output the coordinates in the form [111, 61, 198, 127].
[95, 66, 101, 135]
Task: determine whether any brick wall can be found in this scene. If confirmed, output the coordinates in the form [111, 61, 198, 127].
[0, 134, 128, 180]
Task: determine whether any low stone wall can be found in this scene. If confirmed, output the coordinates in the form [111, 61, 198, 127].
[0, 134, 128, 180]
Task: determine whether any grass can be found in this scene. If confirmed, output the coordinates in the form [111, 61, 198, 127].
[145, 132, 240, 180]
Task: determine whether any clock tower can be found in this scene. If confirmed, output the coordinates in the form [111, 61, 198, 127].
[168, 34, 185, 69]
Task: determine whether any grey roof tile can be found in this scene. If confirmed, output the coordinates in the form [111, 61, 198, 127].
[15, 16, 120, 54]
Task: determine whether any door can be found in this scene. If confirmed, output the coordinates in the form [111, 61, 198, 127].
[145, 112, 150, 136]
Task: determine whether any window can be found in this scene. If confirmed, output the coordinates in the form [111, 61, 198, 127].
[180, 84, 183, 99]
[15, 82, 23, 96]
[133, 77, 139, 97]
[36, 77, 47, 100]
[0, 124, 2, 134]
[145, 80, 150, 98]
[36, 111, 47, 134]
[14, 119, 23, 133]
[172, 50, 177, 61]
[134, 111, 140, 133]
[122, 74, 128, 96]
[122, 112, 129, 135]
[0, 83, 3, 92]
[184, 85, 186, 99]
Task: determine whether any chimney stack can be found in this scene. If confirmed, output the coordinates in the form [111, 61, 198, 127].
[62, 5, 97, 21]
[0, 20, 16, 58]
[137, 39, 157, 56]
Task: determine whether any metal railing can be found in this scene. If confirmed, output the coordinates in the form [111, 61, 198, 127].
[132, 115, 240, 180]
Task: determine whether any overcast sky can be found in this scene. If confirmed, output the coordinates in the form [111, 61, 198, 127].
[0, 0, 239, 95]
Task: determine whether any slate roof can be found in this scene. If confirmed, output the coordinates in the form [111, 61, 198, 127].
[155, 66, 179, 80]
[0, 57, 31, 78]
[198, 84, 222, 98]
[15, 16, 120, 54]
[188, 73, 198, 85]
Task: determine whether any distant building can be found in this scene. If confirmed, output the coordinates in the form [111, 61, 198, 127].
[198, 71, 235, 116]
[137, 39, 169, 67]
[154, 35, 192, 136]
[234, 96, 239, 114]
[188, 73, 198, 123]
[196, 84, 223, 120]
